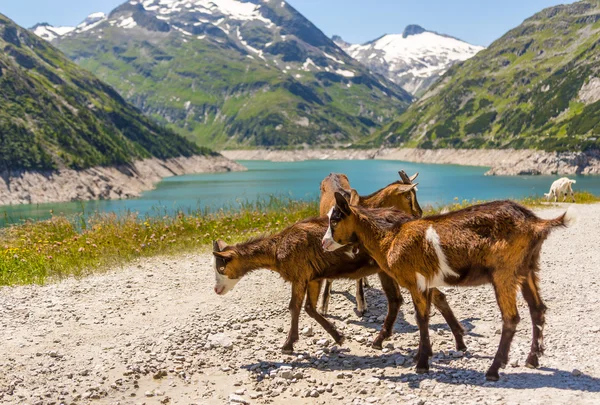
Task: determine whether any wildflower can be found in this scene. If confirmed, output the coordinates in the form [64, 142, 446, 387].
[78, 247, 85, 252]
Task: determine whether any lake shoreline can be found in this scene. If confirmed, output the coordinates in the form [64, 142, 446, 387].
[222, 148, 600, 176]
[0, 155, 246, 206]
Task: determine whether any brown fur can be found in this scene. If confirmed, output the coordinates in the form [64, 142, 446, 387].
[319, 171, 422, 315]
[213, 215, 465, 354]
[327, 196, 570, 381]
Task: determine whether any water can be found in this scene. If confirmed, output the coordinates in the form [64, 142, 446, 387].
[2, 159, 600, 226]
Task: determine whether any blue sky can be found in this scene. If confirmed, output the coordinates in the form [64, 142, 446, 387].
[3, 0, 576, 46]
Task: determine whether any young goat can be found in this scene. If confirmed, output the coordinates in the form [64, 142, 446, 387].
[212, 216, 466, 354]
[544, 177, 576, 202]
[319, 170, 422, 315]
[323, 194, 575, 381]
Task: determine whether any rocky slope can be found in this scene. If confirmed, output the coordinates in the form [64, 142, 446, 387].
[333, 25, 483, 96]
[38, 0, 413, 149]
[1, 205, 599, 404]
[374, 0, 600, 153]
[0, 13, 207, 173]
[222, 147, 600, 175]
[0, 155, 244, 205]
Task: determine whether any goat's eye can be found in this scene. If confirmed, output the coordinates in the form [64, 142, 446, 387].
[405, 194, 412, 200]
[330, 221, 337, 227]
[219, 266, 225, 271]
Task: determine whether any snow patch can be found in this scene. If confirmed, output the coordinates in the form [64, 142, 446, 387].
[118, 17, 138, 29]
[336, 69, 355, 78]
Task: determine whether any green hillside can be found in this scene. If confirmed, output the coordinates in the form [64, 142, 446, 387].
[373, 0, 600, 152]
[52, 1, 412, 149]
[0, 13, 207, 173]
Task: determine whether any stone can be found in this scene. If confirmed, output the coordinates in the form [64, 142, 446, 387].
[229, 394, 249, 404]
[301, 327, 314, 337]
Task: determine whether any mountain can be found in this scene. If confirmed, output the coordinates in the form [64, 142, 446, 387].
[334, 25, 484, 96]
[373, 0, 600, 152]
[0, 13, 207, 173]
[30, 12, 107, 41]
[38, 0, 412, 149]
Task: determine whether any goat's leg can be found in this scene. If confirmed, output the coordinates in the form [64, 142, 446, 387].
[571, 188, 576, 202]
[411, 288, 433, 374]
[486, 281, 520, 381]
[356, 278, 368, 316]
[363, 276, 371, 288]
[372, 272, 403, 350]
[282, 281, 307, 354]
[521, 272, 547, 369]
[319, 280, 332, 315]
[431, 288, 467, 352]
[305, 280, 345, 345]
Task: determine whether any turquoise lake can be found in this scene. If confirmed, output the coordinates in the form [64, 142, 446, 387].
[2, 159, 600, 226]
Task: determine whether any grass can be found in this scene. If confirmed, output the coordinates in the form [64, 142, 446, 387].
[1, 192, 598, 286]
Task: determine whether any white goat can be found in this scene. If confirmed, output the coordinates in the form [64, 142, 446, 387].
[544, 177, 576, 202]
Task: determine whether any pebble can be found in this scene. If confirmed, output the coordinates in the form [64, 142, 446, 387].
[301, 327, 314, 337]
[229, 394, 249, 404]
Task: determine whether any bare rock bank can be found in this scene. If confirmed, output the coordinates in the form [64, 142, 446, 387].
[0, 155, 246, 205]
[222, 149, 377, 162]
[223, 148, 600, 176]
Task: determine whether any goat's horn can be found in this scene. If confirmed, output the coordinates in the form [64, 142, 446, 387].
[410, 172, 419, 182]
[398, 170, 411, 184]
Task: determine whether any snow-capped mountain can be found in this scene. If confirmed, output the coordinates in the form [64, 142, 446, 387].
[334, 25, 484, 96]
[31, 23, 75, 41]
[34, 0, 412, 148]
[30, 12, 106, 41]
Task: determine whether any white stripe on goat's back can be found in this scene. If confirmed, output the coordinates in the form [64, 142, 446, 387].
[425, 225, 459, 287]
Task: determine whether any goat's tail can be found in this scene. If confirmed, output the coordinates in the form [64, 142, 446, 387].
[540, 205, 578, 233]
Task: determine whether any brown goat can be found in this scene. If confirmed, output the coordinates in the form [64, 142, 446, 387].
[319, 170, 422, 315]
[212, 216, 466, 354]
[323, 195, 575, 381]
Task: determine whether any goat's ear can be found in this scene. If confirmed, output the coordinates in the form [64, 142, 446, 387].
[213, 250, 234, 261]
[213, 239, 228, 252]
[334, 192, 351, 216]
[349, 189, 360, 205]
[410, 172, 419, 182]
[397, 183, 418, 193]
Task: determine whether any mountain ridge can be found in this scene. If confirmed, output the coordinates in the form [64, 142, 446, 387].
[372, 0, 600, 152]
[32, 0, 413, 149]
[333, 25, 483, 96]
[0, 12, 208, 174]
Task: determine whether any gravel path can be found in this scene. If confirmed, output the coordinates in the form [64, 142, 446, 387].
[1, 205, 599, 405]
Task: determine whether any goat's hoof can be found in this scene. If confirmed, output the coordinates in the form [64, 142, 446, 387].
[525, 354, 539, 369]
[281, 346, 294, 355]
[415, 366, 429, 374]
[485, 372, 500, 382]
[371, 340, 383, 350]
[335, 335, 346, 346]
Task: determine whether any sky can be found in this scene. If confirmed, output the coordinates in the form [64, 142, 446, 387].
[2, 0, 577, 46]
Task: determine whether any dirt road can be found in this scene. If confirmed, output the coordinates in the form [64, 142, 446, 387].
[1, 205, 599, 404]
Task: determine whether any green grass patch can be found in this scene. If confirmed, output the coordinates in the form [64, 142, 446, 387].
[1, 192, 598, 286]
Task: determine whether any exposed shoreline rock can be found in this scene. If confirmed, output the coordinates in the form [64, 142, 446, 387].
[222, 148, 600, 176]
[0, 155, 246, 205]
